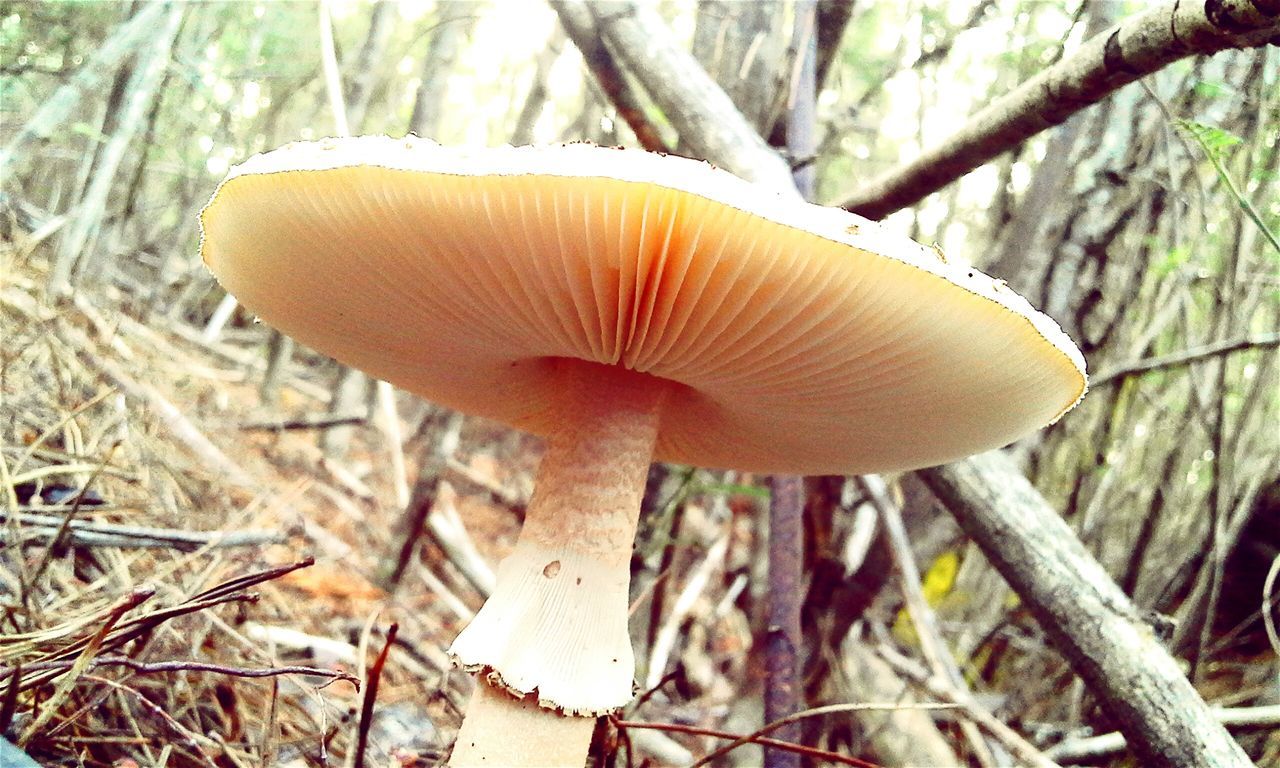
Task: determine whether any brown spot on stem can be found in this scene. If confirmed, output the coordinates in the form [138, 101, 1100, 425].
[542, 560, 562, 578]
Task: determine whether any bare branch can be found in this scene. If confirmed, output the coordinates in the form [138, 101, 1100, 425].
[861, 475, 1011, 768]
[1092, 331, 1280, 386]
[577, 0, 799, 191]
[918, 451, 1253, 767]
[549, 0, 670, 153]
[837, 0, 1280, 218]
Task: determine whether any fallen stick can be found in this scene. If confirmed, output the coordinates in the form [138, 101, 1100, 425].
[918, 450, 1253, 767]
[861, 474, 1021, 768]
[1, 510, 282, 550]
[239, 413, 366, 432]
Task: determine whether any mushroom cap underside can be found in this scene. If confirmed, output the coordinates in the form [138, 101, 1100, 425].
[200, 136, 1086, 475]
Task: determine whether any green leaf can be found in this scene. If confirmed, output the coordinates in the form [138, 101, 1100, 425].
[1177, 119, 1280, 257]
[1154, 245, 1191, 278]
[1177, 119, 1241, 156]
[1191, 80, 1230, 99]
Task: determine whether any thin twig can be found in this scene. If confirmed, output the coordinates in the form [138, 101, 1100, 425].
[645, 533, 729, 690]
[1, 511, 282, 550]
[1263, 554, 1280, 660]
[860, 475, 1006, 767]
[17, 588, 151, 745]
[239, 414, 366, 432]
[353, 623, 397, 768]
[79, 673, 220, 768]
[4, 656, 357, 687]
[1045, 705, 1280, 762]
[876, 643, 1062, 768]
[687, 701, 960, 768]
[1091, 331, 1280, 386]
[764, 474, 804, 768]
[613, 718, 880, 768]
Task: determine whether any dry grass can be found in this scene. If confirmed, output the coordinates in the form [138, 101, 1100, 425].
[0, 254, 516, 766]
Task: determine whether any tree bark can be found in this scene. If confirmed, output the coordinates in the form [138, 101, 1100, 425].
[409, 7, 478, 141]
[918, 451, 1252, 768]
[837, 0, 1280, 217]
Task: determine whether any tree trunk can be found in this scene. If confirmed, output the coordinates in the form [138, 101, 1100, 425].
[48, 2, 183, 294]
[343, 0, 395, 132]
[409, 6, 479, 140]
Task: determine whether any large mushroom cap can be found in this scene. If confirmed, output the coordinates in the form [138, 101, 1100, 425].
[200, 136, 1085, 474]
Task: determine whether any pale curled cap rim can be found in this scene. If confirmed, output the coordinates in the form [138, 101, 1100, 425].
[200, 135, 1087, 475]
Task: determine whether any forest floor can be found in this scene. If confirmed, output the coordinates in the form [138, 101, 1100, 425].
[3, 245, 1278, 767]
[1, 251, 551, 766]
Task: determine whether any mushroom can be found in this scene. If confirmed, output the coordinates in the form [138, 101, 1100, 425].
[199, 136, 1086, 766]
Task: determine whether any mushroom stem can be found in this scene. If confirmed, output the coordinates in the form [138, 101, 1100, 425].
[451, 682, 596, 766]
[448, 360, 666, 766]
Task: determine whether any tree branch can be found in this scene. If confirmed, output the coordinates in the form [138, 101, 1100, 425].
[548, 0, 669, 153]
[917, 451, 1253, 767]
[837, 0, 1280, 218]
[1092, 331, 1280, 386]
[577, 0, 799, 191]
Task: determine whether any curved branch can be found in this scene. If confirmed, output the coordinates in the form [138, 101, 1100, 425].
[549, 0, 669, 153]
[837, 0, 1280, 218]
[573, 0, 799, 192]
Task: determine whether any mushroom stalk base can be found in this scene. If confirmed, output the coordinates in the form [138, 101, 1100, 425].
[448, 361, 665, 764]
[450, 680, 595, 766]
